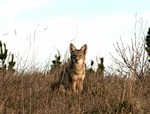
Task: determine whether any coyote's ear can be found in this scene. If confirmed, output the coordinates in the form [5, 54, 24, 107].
[80, 44, 87, 54]
[70, 43, 76, 52]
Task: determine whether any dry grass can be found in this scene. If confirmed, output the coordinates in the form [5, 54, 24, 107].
[0, 70, 150, 114]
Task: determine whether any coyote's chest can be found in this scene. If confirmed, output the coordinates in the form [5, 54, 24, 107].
[70, 64, 85, 81]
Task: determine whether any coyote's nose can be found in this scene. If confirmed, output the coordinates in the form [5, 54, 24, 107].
[72, 59, 78, 64]
[73, 58, 79, 64]
[76, 59, 79, 63]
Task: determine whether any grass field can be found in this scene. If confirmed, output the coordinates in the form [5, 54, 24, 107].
[0, 69, 150, 114]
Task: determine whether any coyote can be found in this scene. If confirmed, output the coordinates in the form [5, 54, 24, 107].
[54, 43, 88, 92]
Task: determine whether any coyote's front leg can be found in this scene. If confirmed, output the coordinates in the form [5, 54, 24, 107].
[72, 81, 77, 92]
[78, 80, 83, 92]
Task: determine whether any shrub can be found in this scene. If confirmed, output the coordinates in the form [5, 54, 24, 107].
[0, 41, 16, 71]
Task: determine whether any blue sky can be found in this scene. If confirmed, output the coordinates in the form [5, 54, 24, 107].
[0, 0, 150, 71]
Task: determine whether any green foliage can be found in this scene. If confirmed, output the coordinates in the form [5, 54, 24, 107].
[8, 54, 16, 71]
[87, 60, 95, 73]
[50, 51, 62, 72]
[0, 41, 8, 69]
[145, 28, 150, 62]
[0, 40, 16, 71]
[96, 57, 105, 77]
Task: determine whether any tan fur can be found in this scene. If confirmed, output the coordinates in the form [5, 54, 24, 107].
[58, 43, 87, 92]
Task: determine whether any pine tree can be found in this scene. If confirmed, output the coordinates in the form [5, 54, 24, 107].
[87, 60, 95, 73]
[96, 57, 105, 78]
[50, 50, 62, 73]
[145, 28, 150, 62]
[0, 41, 16, 71]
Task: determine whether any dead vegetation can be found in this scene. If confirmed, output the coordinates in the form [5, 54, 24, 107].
[0, 69, 150, 114]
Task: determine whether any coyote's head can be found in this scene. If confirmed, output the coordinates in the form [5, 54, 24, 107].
[70, 43, 87, 65]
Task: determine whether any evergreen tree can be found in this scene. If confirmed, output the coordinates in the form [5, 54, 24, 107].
[145, 28, 150, 62]
[87, 60, 95, 73]
[96, 57, 105, 78]
[50, 50, 62, 73]
[0, 40, 16, 71]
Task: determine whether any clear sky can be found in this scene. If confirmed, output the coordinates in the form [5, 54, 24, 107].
[0, 0, 150, 71]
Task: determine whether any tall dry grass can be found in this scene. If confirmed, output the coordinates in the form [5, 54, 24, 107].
[0, 69, 150, 114]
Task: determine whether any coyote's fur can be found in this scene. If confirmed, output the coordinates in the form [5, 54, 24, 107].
[52, 43, 88, 92]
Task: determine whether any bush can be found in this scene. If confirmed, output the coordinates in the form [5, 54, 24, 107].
[0, 41, 16, 72]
